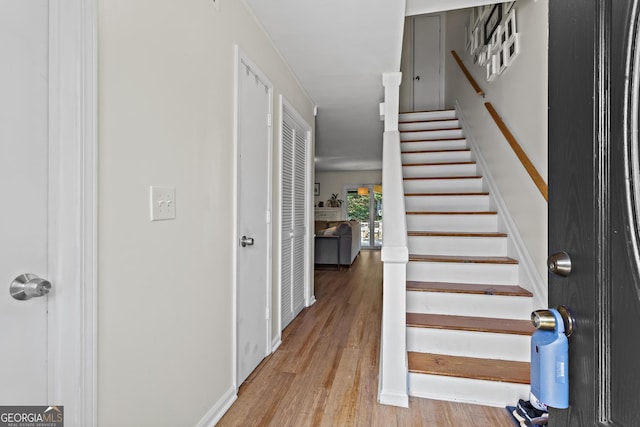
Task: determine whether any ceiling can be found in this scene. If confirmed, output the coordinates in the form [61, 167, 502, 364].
[243, 0, 500, 172]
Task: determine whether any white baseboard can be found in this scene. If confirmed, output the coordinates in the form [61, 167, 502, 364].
[455, 101, 547, 310]
[194, 386, 237, 427]
[271, 336, 282, 353]
[378, 390, 409, 408]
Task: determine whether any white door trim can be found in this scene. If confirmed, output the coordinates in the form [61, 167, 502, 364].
[48, 1, 97, 425]
[232, 46, 273, 389]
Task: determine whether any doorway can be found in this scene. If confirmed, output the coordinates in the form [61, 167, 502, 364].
[400, 13, 445, 112]
[235, 48, 272, 385]
[344, 185, 382, 249]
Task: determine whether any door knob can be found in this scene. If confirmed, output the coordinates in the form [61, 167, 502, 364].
[240, 236, 254, 247]
[10, 273, 52, 301]
[531, 305, 575, 337]
[547, 251, 572, 277]
[415, 75, 421, 81]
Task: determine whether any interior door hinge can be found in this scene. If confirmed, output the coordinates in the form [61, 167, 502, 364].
[266, 307, 270, 320]
[267, 113, 272, 127]
[266, 210, 271, 224]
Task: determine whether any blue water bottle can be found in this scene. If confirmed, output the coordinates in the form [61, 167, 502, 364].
[530, 308, 569, 408]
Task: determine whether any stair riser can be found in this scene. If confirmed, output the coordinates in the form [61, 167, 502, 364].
[408, 373, 529, 407]
[406, 261, 518, 285]
[401, 151, 472, 164]
[407, 235, 507, 257]
[401, 139, 468, 151]
[399, 120, 460, 132]
[403, 163, 477, 178]
[404, 195, 490, 212]
[406, 214, 497, 232]
[401, 129, 464, 141]
[407, 328, 531, 361]
[400, 110, 456, 121]
[406, 291, 532, 319]
[403, 178, 484, 193]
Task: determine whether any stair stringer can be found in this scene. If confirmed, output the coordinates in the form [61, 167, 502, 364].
[455, 102, 547, 310]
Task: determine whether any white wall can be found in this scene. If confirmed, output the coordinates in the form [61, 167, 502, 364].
[315, 170, 382, 207]
[445, 0, 548, 293]
[97, 1, 314, 425]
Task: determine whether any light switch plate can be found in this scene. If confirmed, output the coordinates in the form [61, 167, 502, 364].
[150, 186, 176, 221]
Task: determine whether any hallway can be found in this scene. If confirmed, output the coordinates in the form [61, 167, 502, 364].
[218, 250, 514, 426]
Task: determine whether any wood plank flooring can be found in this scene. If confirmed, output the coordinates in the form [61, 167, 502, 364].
[217, 250, 516, 426]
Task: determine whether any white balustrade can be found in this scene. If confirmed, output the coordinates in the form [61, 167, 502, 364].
[378, 72, 409, 408]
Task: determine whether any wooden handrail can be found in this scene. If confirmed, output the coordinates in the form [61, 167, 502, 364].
[484, 102, 548, 202]
[450, 50, 547, 202]
[451, 50, 485, 97]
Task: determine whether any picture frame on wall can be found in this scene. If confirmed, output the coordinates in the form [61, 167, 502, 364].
[490, 24, 502, 50]
[504, 9, 517, 40]
[503, 34, 520, 67]
[503, 1, 516, 14]
[484, 3, 502, 44]
[465, 25, 471, 51]
[497, 44, 507, 74]
[486, 55, 498, 82]
[474, 6, 483, 26]
[472, 26, 481, 54]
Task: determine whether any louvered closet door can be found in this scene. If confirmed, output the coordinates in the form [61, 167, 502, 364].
[281, 119, 294, 327]
[292, 128, 306, 316]
[281, 107, 308, 329]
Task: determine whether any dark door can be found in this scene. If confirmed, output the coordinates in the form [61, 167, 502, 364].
[549, 0, 640, 425]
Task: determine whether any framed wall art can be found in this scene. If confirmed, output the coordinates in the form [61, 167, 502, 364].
[484, 3, 502, 44]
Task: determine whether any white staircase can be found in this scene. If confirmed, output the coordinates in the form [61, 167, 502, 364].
[400, 110, 533, 407]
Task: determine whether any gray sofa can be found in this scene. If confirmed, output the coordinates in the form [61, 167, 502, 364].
[314, 220, 361, 267]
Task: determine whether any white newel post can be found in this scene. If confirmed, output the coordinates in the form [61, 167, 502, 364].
[378, 72, 409, 407]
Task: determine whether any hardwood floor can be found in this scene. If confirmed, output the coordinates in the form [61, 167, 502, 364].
[217, 250, 515, 426]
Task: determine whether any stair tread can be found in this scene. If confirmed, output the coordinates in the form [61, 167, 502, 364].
[406, 281, 533, 297]
[408, 352, 530, 384]
[401, 137, 466, 143]
[405, 192, 489, 197]
[406, 211, 497, 215]
[399, 118, 459, 124]
[409, 254, 518, 264]
[404, 176, 482, 181]
[408, 231, 506, 237]
[401, 128, 462, 133]
[400, 109, 456, 114]
[402, 161, 475, 167]
[402, 148, 471, 154]
[406, 313, 535, 335]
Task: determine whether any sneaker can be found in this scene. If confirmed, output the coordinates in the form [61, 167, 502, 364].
[517, 399, 548, 425]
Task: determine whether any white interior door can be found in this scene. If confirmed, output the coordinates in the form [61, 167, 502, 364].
[413, 14, 443, 111]
[280, 101, 310, 330]
[0, 0, 50, 404]
[236, 53, 271, 384]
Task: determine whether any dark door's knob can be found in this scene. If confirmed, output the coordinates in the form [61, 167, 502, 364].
[547, 251, 572, 277]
